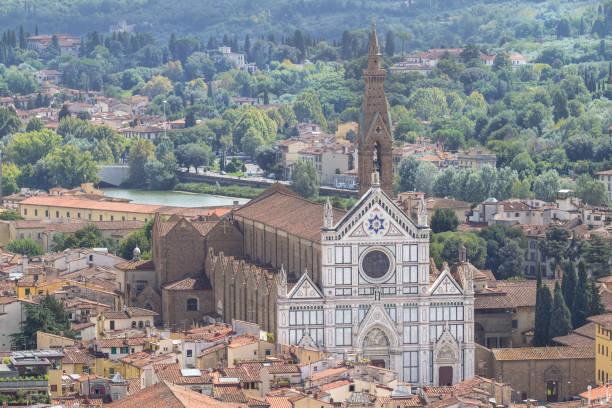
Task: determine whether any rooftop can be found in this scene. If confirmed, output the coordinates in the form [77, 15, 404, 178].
[491, 344, 593, 361]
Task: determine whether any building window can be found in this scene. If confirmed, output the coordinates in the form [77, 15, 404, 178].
[34, 209, 37, 216]
[110, 320, 115, 330]
[402, 265, 418, 283]
[402, 244, 418, 262]
[78, 212, 81, 218]
[384, 305, 396, 322]
[187, 350, 193, 357]
[335, 267, 351, 285]
[24, 209, 27, 215]
[335, 246, 351, 264]
[111, 347, 117, 354]
[289, 328, 324, 346]
[99, 215, 103, 221]
[403, 306, 418, 322]
[358, 305, 370, 324]
[403, 351, 419, 383]
[512, 320, 518, 329]
[131, 321, 136, 328]
[56, 211, 59, 218]
[67, 212, 70, 218]
[45, 210, 49, 217]
[111, 215, 114, 221]
[335, 327, 352, 346]
[186, 298, 198, 311]
[403, 326, 418, 344]
[289, 308, 323, 326]
[335, 307, 352, 324]
[430, 305, 464, 321]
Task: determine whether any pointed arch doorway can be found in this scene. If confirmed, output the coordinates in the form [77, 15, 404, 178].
[362, 327, 390, 368]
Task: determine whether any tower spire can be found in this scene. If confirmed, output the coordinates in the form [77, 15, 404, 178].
[368, 22, 380, 56]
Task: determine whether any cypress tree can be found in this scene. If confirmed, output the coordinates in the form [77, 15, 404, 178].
[562, 261, 577, 312]
[534, 264, 553, 346]
[589, 278, 606, 316]
[572, 261, 591, 328]
[549, 282, 572, 341]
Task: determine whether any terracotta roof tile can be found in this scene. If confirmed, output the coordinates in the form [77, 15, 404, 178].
[163, 276, 212, 291]
[107, 381, 247, 407]
[154, 362, 213, 384]
[20, 195, 162, 214]
[214, 384, 248, 403]
[95, 337, 148, 348]
[310, 366, 347, 381]
[491, 345, 593, 361]
[234, 184, 345, 242]
[319, 379, 351, 391]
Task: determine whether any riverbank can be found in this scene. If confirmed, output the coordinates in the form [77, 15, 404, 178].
[174, 182, 265, 199]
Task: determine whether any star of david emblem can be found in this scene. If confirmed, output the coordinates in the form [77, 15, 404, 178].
[367, 214, 385, 234]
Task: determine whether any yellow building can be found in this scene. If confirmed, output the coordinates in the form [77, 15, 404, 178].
[16, 278, 66, 298]
[589, 314, 612, 384]
[18, 195, 161, 222]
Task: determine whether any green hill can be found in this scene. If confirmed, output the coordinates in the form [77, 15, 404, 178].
[0, 0, 598, 46]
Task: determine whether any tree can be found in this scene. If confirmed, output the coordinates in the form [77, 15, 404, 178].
[185, 110, 196, 128]
[430, 209, 459, 233]
[25, 118, 45, 132]
[533, 170, 560, 202]
[384, 31, 395, 57]
[397, 157, 420, 193]
[572, 261, 591, 329]
[539, 226, 571, 267]
[117, 220, 153, 260]
[6, 129, 62, 166]
[254, 145, 278, 173]
[2, 163, 21, 196]
[127, 140, 155, 187]
[144, 154, 178, 190]
[11, 294, 75, 350]
[293, 92, 328, 131]
[534, 266, 553, 346]
[414, 162, 438, 197]
[430, 231, 487, 269]
[561, 262, 577, 312]
[174, 143, 212, 170]
[552, 88, 568, 122]
[142, 75, 172, 98]
[0, 211, 24, 220]
[589, 277, 606, 316]
[58, 104, 71, 121]
[509, 152, 535, 179]
[291, 159, 318, 198]
[407, 87, 448, 121]
[549, 282, 572, 341]
[6, 238, 44, 256]
[43, 145, 100, 188]
[0, 108, 23, 138]
[433, 167, 456, 198]
[586, 234, 612, 278]
[575, 175, 609, 206]
[496, 240, 525, 280]
[52, 224, 112, 251]
[493, 51, 511, 71]
[479, 225, 526, 277]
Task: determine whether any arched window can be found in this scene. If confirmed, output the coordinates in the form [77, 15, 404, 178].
[186, 298, 198, 312]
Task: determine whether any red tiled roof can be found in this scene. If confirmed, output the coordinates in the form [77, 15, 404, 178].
[154, 362, 213, 384]
[310, 366, 347, 381]
[106, 381, 246, 407]
[20, 195, 162, 214]
[163, 276, 212, 291]
[234, 184, 345, 242]
[320, 379, 351, 391]
[491, 344, 594, 361]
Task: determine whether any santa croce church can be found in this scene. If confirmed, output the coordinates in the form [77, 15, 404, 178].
[120, 24, 474, 387]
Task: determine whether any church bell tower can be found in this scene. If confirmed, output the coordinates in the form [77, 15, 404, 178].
[358, 23, 393, 198]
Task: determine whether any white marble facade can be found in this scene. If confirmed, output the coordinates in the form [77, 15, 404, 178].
[276, 181, 475, 386]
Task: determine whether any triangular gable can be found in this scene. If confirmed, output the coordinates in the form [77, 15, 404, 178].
[430, 268, 463, 296]
[358, 304, 400, 347]
[329, 187, 425, 241]
[364, 111, 391, 144]
[288, 273, 324, 300]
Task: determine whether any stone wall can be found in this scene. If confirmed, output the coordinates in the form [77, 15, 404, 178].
[161, 287, 215, 330]
[236, 216, 320, 284]
[208, 248, 277, 335]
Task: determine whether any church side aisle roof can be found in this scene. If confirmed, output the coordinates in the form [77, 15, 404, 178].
[234, 183, 345, 242]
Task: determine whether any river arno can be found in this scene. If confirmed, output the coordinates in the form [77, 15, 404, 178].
[102, 188, 249, 207]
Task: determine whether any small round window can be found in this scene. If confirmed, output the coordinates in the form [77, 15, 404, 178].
[361, 249, 391, 280]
